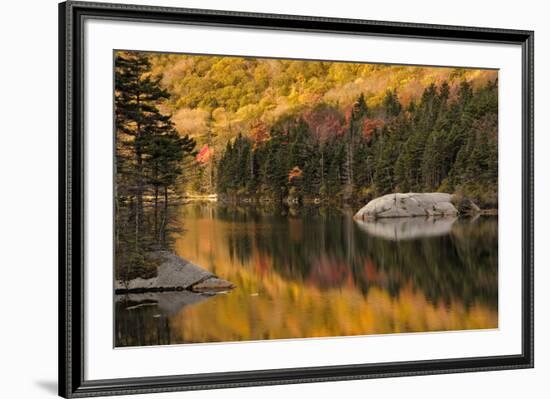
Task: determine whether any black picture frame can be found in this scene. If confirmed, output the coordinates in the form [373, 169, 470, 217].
[59, 1, 534, 397]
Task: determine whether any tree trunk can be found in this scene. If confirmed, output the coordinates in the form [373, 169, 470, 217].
[154, 185, 159, 241]
[320, 149, 325, 188]
[135, 146, 143, 250]
[249, 150, 254, 182]
[134, 61, 143, 251]
[158, 186, 169, 245]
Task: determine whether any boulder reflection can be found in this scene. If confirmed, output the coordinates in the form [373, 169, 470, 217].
[355, 217, 458, 241]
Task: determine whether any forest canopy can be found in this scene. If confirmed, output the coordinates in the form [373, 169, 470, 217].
[144, 52, 498, 207]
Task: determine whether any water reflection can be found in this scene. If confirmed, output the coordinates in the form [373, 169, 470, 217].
[115, 204, 498, 347]
[355, 217, 457, 241]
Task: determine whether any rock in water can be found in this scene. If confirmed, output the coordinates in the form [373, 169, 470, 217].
[191, 278, 236, 293]
[115, 251, 235, 292]
[354, 193, 458, 220]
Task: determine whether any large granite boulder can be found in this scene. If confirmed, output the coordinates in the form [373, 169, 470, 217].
[115, 251, 235, 293]
[354, 193, 458, 220]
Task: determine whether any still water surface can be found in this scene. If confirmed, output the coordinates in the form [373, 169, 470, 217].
[115, 203, 498, 347]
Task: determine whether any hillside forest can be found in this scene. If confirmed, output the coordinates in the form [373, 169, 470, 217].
[114, 50, 498, 279]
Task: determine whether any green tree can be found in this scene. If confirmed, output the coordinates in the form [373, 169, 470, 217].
[115, 51, 172, 249]
[382, 89, 402, 119]
[115, 51, 196, 280]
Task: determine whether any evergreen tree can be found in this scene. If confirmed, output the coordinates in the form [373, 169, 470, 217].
[115, 51, 172, 248]
[343, 94, 369, 190]
[115, 51, 196, 279]
[382, 89, 402, 119]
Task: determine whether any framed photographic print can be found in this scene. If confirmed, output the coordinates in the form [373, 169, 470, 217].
[59, 1, 534, 397]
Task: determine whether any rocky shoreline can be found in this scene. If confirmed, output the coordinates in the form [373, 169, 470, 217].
[115, 251, 235, 294]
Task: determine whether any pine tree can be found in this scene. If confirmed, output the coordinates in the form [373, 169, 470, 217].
[344, 94, 369, 191]
[146, 132, 196, 242]
[382, 89, 402, 119]
[115, 51, 196, 279]
[115, 51, 172, 249]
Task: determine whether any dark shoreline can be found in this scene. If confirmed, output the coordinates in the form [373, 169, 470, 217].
[183, 195, 499, 215]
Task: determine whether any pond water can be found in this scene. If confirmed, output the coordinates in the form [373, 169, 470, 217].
[115, 203, 498, 347]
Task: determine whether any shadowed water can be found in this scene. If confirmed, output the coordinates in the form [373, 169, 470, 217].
[115, 203, 498, 347]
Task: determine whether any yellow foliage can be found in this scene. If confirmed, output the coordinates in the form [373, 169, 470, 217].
[145, 51, 498, 147]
